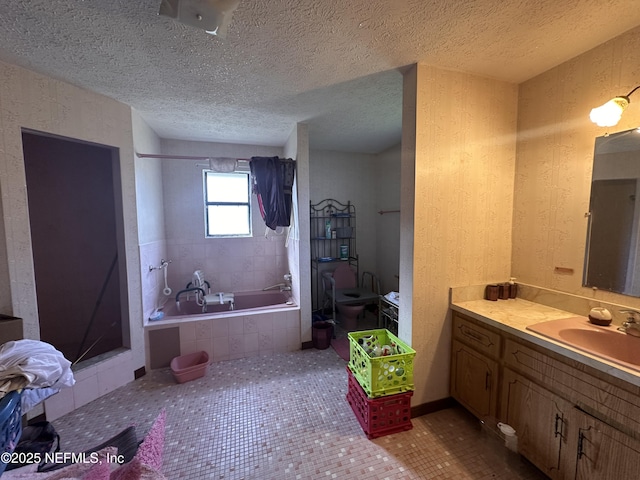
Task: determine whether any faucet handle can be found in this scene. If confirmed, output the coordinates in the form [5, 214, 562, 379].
[620, 309, 640, 323]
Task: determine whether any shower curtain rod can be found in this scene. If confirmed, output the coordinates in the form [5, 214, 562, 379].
[135, 152, 251, 161]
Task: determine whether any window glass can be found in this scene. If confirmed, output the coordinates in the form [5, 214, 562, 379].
[204, 171, 251, 237]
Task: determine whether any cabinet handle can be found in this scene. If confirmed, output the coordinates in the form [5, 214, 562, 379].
[577, 431, 585, 459]
[485, 371, 491, 390]
[464, 328, 483, 341]
[461, 325, 487, 344]
[554, 414, 562, 438]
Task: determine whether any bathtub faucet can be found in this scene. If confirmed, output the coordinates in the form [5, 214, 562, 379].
[262, 282, 291, 292]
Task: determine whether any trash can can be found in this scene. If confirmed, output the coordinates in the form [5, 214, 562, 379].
[312, 321, 333, 350]
[170, 351, 209, 384]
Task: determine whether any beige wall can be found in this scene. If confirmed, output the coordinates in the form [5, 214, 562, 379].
[0, 60, 145, 369]
[403, 64, 519, 405]
[0, 192, 10, 314]
[513, 24, 640, 309]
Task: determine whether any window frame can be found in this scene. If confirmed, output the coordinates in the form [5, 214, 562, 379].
[203, 170, 252, 238]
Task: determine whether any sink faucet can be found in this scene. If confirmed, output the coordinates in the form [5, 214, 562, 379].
[618, 310, 640, 337]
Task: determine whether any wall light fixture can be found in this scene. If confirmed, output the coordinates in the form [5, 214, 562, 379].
[590, 86, 640, 127]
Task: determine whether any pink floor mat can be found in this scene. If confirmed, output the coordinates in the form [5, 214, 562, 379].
[331, 337, 350, 361]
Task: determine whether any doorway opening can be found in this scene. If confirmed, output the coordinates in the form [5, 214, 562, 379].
[22, 130, 128, 364]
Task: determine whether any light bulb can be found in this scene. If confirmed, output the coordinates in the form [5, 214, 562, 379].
[590, 97, 629, 127]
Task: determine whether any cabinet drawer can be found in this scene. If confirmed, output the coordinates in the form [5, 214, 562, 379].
[503, 338, 555, 382]
[452, 313, 501, 358]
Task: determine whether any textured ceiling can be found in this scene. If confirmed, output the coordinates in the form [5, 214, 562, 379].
[1, 1, 640, 153]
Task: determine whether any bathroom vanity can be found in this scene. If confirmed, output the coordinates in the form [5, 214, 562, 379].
[450, 292, 640, 479]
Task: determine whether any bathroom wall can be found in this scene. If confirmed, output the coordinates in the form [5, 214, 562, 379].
[0, 193, 10, 314]
[132, 111, 168, 324]
[399, 68, 417, 347]
[309, 149, 379, 280]
[284, 123, 311, 343]
[0, 60, 143, 418]
[403, 64, 518, 406]
[512, 24, 640, 312]
[375, 144, 401, 293]
[150, 131, 306, 362]
[159, 139, 289, 295]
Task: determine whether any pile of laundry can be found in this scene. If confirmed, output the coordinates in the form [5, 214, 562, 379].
[0, 339, 75, 413]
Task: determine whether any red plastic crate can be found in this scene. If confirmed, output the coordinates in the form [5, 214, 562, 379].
[346, 367, 413, 439]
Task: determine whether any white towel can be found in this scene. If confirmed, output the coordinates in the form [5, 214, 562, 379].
[0, 339, 75, 398]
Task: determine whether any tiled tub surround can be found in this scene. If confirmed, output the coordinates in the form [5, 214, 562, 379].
[450, 283, 640, 387]
[146, 307, 301, 364]
[44, 349, 134, 421]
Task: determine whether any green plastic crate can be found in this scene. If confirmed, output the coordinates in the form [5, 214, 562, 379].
[348, 329, 415, 398]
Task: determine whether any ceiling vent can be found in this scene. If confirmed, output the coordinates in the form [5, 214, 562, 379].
[159, 0, 241, 37]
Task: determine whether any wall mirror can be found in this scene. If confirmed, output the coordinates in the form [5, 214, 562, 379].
[584, 127, 640, 296]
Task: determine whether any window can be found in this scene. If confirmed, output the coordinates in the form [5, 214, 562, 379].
[204, 171, 251, 237]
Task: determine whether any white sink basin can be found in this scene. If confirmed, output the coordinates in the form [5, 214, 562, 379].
[526, 316, 640, 371]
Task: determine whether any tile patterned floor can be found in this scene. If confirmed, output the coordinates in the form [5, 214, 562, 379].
[51, 347, 547, 479]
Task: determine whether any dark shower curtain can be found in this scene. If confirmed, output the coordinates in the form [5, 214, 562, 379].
[250, 156, 296, 230]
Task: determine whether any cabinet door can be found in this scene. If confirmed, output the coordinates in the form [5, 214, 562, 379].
[501, 368, 571, 480]
[575, 409, 640, 480]
[451, 339, 498, 421]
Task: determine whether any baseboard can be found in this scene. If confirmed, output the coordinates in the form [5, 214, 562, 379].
[26, 413, 47, 425]
[411, 396, 456, 418]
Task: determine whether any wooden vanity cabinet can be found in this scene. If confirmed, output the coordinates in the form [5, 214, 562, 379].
[451, 310, 640, 480]
[451, 339, 499, 420]
[502, 368, 573, 479]
[574, 409, 640, 480]
[450, 314, 501, 422]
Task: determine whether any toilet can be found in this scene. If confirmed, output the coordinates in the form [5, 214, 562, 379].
[327, 264, 365, 331]
[337, 302, 365, 331]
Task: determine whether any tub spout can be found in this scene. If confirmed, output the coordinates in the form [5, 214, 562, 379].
[262, 282, 289, 291]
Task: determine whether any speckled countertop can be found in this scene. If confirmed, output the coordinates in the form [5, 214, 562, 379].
[450, 296, 640, 388]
